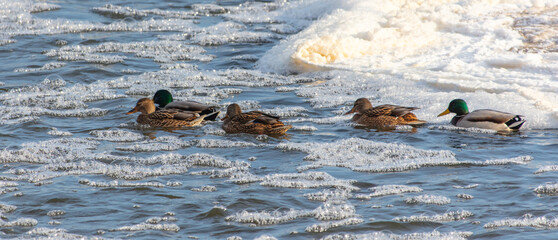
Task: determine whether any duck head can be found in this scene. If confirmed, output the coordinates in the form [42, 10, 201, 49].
[153, 89, 173, 108]
[127, 98, 156, 115]
[438, 99, 469, 117]
[344, 98, 372, 115]
[222, 103, 242, 121]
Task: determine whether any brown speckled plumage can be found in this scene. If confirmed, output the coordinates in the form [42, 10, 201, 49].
[222, 104, 292, 135]
[127, 98, 205, 127]
[345, 98, 426, 127]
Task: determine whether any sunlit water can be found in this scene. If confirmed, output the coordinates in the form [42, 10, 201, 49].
[0, 0, 558, 239]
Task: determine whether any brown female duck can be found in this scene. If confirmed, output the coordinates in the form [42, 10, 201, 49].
[222, 104, 292, 135]
[127, 98, 208, 127]
[344, 98, 426, 127]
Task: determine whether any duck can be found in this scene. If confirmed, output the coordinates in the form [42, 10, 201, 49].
[221, 103, 292, 135]
[152, 89, 220, 121]
[344, 98, 426, 127]
[127, 98, 210, 127]
[437, 99, 525, 131]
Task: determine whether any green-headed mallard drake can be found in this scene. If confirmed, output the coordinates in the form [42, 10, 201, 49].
[127, 98, 209, 127]
[437, 99, 525, 131]
[222, 103, 292, 135]
[344, 98, 426, 127]
[153, 89, 220, 121]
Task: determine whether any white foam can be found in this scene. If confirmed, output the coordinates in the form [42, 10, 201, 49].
[355, 185, 423, 200]
[394, 210, 474, 223]
[405, 194, 451, 205]
[485, 214, 558, 229]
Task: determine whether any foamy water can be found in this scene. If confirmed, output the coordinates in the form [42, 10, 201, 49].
[0, 0, 557, 239]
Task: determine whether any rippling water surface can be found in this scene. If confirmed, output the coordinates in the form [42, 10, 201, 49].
[1, 0, 558, 239]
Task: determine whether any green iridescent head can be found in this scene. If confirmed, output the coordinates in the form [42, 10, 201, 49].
[438, 99, 469, 117]
[153, 89, 173, 108]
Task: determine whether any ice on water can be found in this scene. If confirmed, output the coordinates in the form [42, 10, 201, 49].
[394, 210, 474, 223]
[485, 213, 558, 229]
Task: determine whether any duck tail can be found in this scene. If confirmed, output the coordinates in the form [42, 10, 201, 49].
[406, 120, 427, 126]
[188, 115, 206, 127]
[202, 110, 220, 121]
[506, 115, 526, 130]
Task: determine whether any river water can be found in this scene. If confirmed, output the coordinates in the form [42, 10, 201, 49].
[1, 0, 558, 239]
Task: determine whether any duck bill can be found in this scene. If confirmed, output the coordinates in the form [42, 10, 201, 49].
[344, 107, 356, 115]
[437, 108, 450, 117]
[126, 108, 138, 115]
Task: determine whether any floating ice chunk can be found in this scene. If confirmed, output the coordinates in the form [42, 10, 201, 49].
[117, 136, 191, 152]
[0, 181, 18, 188]
[406, 195, 451, 205]
[429, 125, 498, 134]
[535, 165, 558, 174]
[191, 4, 229, 15]
[453, 184, 479, 189]
[89, 129, 145, 142]
[355, 185, 423, 199]
[30, 3, 60, 13]
[47, 128, 72, 136]
[186, 153, 250, 169]
[25, 227, 87, 239]
[305, 217, 363, 233]
[278, 138, 457, 173]
[304, 189, 352, 202]
[112, 214, 180, 232]
[394, 210, 473, 223]
[47, 210, 65, 217]
[14, 62, 66, 72]
[0, 218, 37, 227]
[92, 4, 196, 19]
[291, 125, 318, 131]
[485, 214, 558, 229]
[286, 115, 352, 124]
[254, 235, 277, 240]
[457, 193, 474, 199]
[227, 201, 357, 226]
[79, 179, 165, 188]
[260, 172, 358, 191]
[263, 106, 309, 118]
[193, 139, 260, 148]
[0, 203, 17, 213]
[534, 183, 558, 195]
[0, 137, 99, 164]
[166, 181, 182, 187]
[322, 230, 473, 240]
[191, 185, 217, 192]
